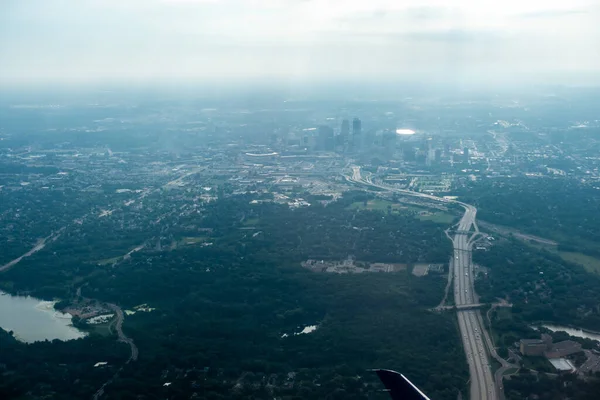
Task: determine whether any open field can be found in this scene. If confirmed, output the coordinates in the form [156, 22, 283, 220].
[522, 356, 554, 372]
[523, 241, 600, 275]
[349, 201, 456, 224]
[181, 236, 207, 245]
[88, 322, 114, 337]
[558, 251, 600, 274]
[96, 256, 121, 266]
[416, 212, 456, 224]
[348, 199, 395, 211]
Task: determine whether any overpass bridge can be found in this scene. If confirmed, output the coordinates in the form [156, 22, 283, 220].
[434, 303, 487, 311]
[434, 302, 513, 312]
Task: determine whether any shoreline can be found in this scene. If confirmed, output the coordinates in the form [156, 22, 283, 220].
[534, 321, 600, 339]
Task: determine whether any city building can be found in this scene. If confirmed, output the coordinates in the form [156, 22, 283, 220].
[519, 339, 547, 356]
[351, 118, 362, 151]
[548, 358, 576, 373]
[463, 147, 470, 163]
[545, 341, 582, 358]
[318, 126, 335, 151]
[352, 118, 361, 137]
[381, 130, 397, 158]
[340, 119, 350, 144]
[520, 335, 582, 359]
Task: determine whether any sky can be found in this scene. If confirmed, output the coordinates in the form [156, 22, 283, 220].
[1, 0, 600, 87]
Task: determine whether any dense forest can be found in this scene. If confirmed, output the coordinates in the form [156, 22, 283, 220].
[457, 177, 600, 255]
[476, 239, 600, 400]
[475, 239, 600, 331]
[0, 192, 452, 299]
[0, 193, 466, 399]
[0, 330, 129, 399]
[505, 370, 600, 400]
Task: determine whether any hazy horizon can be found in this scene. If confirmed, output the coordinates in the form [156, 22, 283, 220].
[2, 0, 600, 87]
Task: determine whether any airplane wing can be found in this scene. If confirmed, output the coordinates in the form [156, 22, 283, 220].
[374, 369, 431, 400]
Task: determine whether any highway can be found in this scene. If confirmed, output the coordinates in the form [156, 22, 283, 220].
[346, 166, 498, 400]
[453, 207, 497, 400]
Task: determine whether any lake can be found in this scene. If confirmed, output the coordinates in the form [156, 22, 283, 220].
[542, 324, 600, 342]
[0, 290, 86, 343]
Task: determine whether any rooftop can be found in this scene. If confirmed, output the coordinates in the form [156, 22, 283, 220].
[551, 340, 581, 351]
[548, 358, 575, 372]
[520, 339, 545, 345]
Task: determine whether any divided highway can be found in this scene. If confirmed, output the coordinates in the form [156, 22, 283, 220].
[346, 166, 498, 400]
[454, 207, 497, 400]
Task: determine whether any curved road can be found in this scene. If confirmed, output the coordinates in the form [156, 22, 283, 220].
[107, 303, 139, 362]
[92, 303, 138, 400]
[347, 166, 499, 400]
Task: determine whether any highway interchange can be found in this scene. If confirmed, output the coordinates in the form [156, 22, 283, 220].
[347, 166, 498, 400]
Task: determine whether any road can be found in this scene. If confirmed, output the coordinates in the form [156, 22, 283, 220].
[92, 303, 138, 400]
[346, 166, 498, 400]
[0, 228, 64, 272]
[107, 303, 139, 362]
[453, 206, 497, 400]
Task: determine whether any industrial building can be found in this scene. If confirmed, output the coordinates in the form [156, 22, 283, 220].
[519, 334, 582, 359]
[519, 339, 548, 356]
[548, 358, 576, 373]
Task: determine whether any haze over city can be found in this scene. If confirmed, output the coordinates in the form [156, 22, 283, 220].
[2, 2, 600, 400]
[2, 0, 600, 86]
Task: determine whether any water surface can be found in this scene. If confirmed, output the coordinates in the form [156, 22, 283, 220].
[542, 324, 600, 342]
[0, 290, 86, 343]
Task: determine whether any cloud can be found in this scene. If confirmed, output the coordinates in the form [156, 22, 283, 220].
[0, 0, 599, 85]
[518, 8, 589, 18]
[400, 29, 502, 43]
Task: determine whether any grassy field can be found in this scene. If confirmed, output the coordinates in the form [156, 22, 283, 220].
[524, 241, 600, 275]
[489, 307, 514, 351]
[502, 367, 519, 376]
[557, 251, 600, 274]
[180, 236, 207, 245]
[416, 212, 456, 224]
[96, 256, 121, 266]
[88, 322, 114, 337]
[348, 200, 456, 224]
[490, 358, 502, 374]
[243, 217, 260, 226]
[348, 199, 395, 211]
[522, 356, 554, 372]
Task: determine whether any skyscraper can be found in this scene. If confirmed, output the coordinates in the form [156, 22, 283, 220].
[463, 147, 470, 163]
[341, 119, 350, 137]
[351, 118, 362, 151]
[381, 130, 397, 158]
[337, 119, 349, 148]
[318, 125, 335, 151]
[352, 118, 362, 136]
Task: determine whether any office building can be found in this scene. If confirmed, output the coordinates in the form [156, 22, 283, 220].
[341, 119, 350, 138]
[519, 339, 547, 356]
[318, 125, 335, 151]
[545, 341, 582, 358]
[352, 118, 362, 137]
[351, 118, 362, 151]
